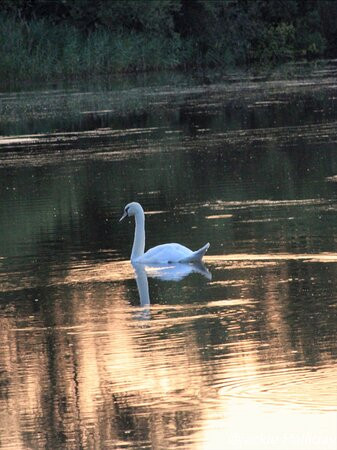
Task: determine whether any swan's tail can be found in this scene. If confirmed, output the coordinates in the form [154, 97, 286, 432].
[180, 243, 210, 263]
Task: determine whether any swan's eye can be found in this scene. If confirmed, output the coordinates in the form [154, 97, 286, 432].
[125, 207, 129, 215]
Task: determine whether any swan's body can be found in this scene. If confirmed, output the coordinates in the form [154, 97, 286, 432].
[120, 202, 210, 264]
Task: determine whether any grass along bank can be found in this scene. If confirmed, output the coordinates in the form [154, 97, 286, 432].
[0, 15, 188, 83]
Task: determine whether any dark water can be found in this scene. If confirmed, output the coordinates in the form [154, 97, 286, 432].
[0, 61, 337, 449]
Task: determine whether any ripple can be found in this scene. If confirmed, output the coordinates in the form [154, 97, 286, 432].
[218, 364, 337, 411]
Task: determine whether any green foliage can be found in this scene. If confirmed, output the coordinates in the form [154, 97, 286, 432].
[295, 9, 327, 57]
[0, 15, 183, 82]
[0, 0, 336, 82]
[257, 23, 296, 62]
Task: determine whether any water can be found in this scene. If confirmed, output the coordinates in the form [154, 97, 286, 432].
[1, 61, 337, 449]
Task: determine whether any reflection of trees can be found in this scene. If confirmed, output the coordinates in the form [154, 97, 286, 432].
[285, 262, 337, 363]
[208, 259, 337, 367]
[0, 280, 204, 448]
[0, 254, 336, 447]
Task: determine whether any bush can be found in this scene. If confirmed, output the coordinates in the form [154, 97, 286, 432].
[257, 23, 296, 62]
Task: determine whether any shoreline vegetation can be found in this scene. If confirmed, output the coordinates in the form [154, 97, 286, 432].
[1, 0, 337, 85]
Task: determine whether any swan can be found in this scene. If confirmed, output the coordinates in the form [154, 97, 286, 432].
[120, 202, 210, 264]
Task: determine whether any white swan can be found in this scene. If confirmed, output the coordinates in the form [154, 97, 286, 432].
[120, 202, 210, 264]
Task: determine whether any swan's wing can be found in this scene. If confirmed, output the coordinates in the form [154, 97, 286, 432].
[141, 243, 193, 264]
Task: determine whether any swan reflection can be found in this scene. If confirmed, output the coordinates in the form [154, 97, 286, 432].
[132, 262, 211, 319]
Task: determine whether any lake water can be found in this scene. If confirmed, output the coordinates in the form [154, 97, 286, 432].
[0, 61, 337, 449]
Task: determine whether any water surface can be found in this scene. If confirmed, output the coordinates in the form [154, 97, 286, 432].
[0, 61, 337, 449]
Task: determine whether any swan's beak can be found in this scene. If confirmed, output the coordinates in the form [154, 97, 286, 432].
[119, 211, 128, 222]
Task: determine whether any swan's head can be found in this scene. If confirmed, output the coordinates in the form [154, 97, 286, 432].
[119, 202, 144, 222]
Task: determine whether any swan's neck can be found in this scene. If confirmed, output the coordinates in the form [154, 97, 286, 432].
[131, 209, 145, 261]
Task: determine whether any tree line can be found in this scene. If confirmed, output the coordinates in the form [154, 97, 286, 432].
[1, 0, 337, 81]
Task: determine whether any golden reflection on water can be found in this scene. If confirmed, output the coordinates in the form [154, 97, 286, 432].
[0, 255, 336, 449]
[205, 214, 233, 220]
[206, 252, 337, 262]
[2, 251, 337, 293]
[199, 398, 337, 450]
